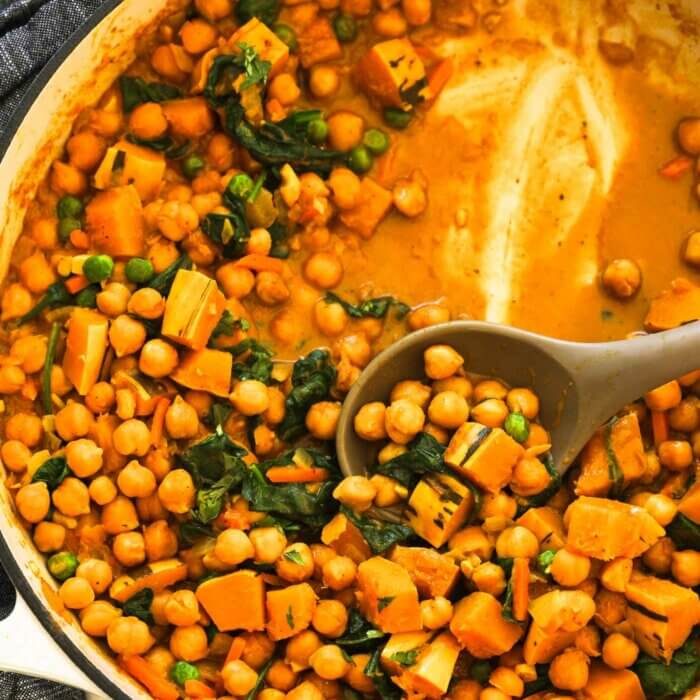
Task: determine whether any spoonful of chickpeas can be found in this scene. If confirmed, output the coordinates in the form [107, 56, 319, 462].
[335, 320, 700, 494]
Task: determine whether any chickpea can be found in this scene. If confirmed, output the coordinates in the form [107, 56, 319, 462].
[372, 8, 407, 36]
[668, 398, 699, 432]
[602, 633, 638, 670]
[85, 382, 116, 414]
[385, 398, 425, 444]
[306, 401, 341, 440]
[548, 649, 589, 691]
[506, 388, 539, 419]
[287, 681, 324, 700]
[214, 528, 254, 566]
[402, 0, 431, 24]
[260, 690, 286, 700]
[263, 388, 286, 426]
[206, 133, 236, 172]
[450, 680, 483, 700]
[256, 271, 290, 306]
[595, 590, 627, 626]
[261, 659, 296, 692]
[230, 380, 269, 416]
[33, 521, 66, 553]
[275, 543, 314, 582]
[1, 283, 32, 322]
[304, 253, 344, 290]
[116, 460, 156, 499]
[658, 440, 693, 471]
[180, 17, 218, 53]
[55, 402, 94, 441]
[449, 526, 494, 560]
[424, 345, 464, 380]
[5, 413, 42, 448]
[164, 589, 200, 627]
[677, 117, 700, 155]
[309, 66, 340, 99]
[286, 630, 323, 670]
[142, 520, 178, 562]
[222, 659, 258, 695]
[80, 600, 122, 637]
[158, 469, 196, 514]
[145, 646, 176, 679]
[643, 493, 678, 526]
[327, 168, 360, 211]
[420, 596, 453, 629]
[217, 262, 255, 299]
[322, 556, 357, 591]
[550, 548, 591, 587]
[471, 399, 509, 428]
[427, 391, 470, 429]
[101, 495, 139, 535]
[113, 419, 151, 458]
[510, 456, 551, 497]
[151, 44, 192, 83]
[51, 161, 87, 196]
[489, 667, 523, 697]
[267, 73, 300, 106]
[393, 176, 427, 218]
[89, 475, 117, 506]
[314, 299, 349, 337]
[602, 259, 641, 299]
[327, 112, 364, 152]
[1, 440, 30, 473]
[574, 624, 602, 658]
[0, 365, 23, 395]
[336, 333, 371, 368]
[65, 438, 103, 479]
[242, 631, 276, 670]
[96, 282, 130, 317]
[108, 315, 146, 358]
[496, 526, 539, 559]
[60, 577, 95, 610]
[312, 600, 348, 638]
[77, 559, 113, 594]
[195, 0, 233, 21]
[52, 477, 90, 517]
[10, 334, 48, 374]
[129, 102, 168, 140]
[525, 423, 550, 449]
[471, 562, 507, 596]
[163, 395, 198, 440]
[309, 644, 350, 681]
[113, 531, 146, 567]
[332, 476, 376, 512]
[250, 526, 287, 564]
[671, 549, 700, 587]
[107, 616, 155, 656]
[66, 130, 106, 172]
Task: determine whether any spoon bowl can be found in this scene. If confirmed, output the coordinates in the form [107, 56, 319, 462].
[336, 320, 700, 479]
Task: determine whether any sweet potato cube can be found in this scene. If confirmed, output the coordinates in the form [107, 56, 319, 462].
[625, 571, 700, 660]
[171, 348, 233, 397]
[321, 512, 371, 563]
[85, 185, 145, 257]
[523, 622, 577, 665]
[297, 18, 342, 68]
[407, 474, 473, 548]
[380, 631, 431, 675]
[163, 98, 215, 139]
[340, 0, 372, 15]
[357, 556, 422, 633]
[62, 309, 109, 396]
[580, 664, 645, 700]
[94, 142, 166, 202]
[449, 592, 522, 658]
[389, 546, 460, 598]
[678, 480, 700, 524]
[445, 423, 523, 493]
[266, 582, 317, 641]
[356, 39, 427, 108]
[339, 177, 393, 239]
[566, 496, 665, 560]
[196, 570, 266, 632]
[516, 506, 566, 550]
[645, 278, 700, 331]
[162, 269, 225, 350]
[397, 632, 461, 699]
[229, 19, 290, 76]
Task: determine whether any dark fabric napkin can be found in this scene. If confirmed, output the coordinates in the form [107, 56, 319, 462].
[0, 3, 111, 698]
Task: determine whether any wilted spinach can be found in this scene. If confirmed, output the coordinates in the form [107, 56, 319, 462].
[364, 647, 401, 700]
[204, 48, 270, 107]
[179, 520, 215, 547]
[633, 637, 700, 698]
[119, 76, 181, 112]
[147, 254, 192, 296]
[390, 650, 419, 667]
[325, 292, 410, 320]
[210, 309, 250, 343]
[236, 0, 280, 26]
[667, 513, 700, 549]
[335, 608, 386, 651]
[535, 549, 556, 576]
[340, 506, 413, 555]
[180, 425, 249, 487]
[126, 134, 190, 159]
[122, 587, 154, 625]
[32, 457, 69, 490]
[522, 665, 553, 696]
[15, 280, 75, 326]
[515, 452, 560, 512]
[371, 431, 447, 489]
[204, 402, 234, 429]
[229, 339, 274, 384]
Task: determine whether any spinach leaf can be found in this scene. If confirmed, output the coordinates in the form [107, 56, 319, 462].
[258, 446, 338, 473]
[122, 587, 154, 625]
[32, 457, 69, 490]
[252, 514, 302, 535]
[210, 309, 250, 343]
[204, 402, 234, 429]
[236, 0, 280, 26]
[236, 42, 272, 89]
[204, 49, 269, 107]
[605, 416, 624, 498]
[202, 178, 251, 258]
[126, 134, 190, 159]
[341, 506, 413, 554]
[399, 77, 428, 108]
[335, 608, 386, 651]
[390, 650, 419, 667]
[192, 471, 242, 524]
[180, 425, 249, 487]
[325, 292, 410, 320]
[364, 647, 401, 700]
[179, 520, 215, 546]
[370, 431, 446, 489]
[667, 513, 700, 549]
[535, 549, 556, 576]
[147, 254, 192, 296]
[230, 339, 274, 384]
[284, 550, 305, 565]
[242, 464, 338, 528]
[15, 280, 74, 326]
[119, 76, 181, 112]
[42, 322, 61, 414]
[523, 665, 552, 696]
[269, 220, 291, 259]
[277, 349, 336, 442]
[633, 637, 700, 698]
[246, 657, 274, 700]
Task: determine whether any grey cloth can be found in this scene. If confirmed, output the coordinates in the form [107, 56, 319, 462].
[0, 2, 117, 696]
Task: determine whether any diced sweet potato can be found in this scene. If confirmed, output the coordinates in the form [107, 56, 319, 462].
[266, 582, 317, 641]
[171, 348, 233, 397]
[625, 571, 700, 661]
[62, 309, 109, 396]
[516, 506, 566, 550]
[162, 98, 215, 139]
[161, 269, 225, 350]
[523, 623, 577, 665]
[645, 278, 700, 331]
[565, 496, 665, 560]
[389, 546, 460, 598]
[380, 631, 431, 675]
[678, 481, 700, 524]
[229, 19, 289, 76]
[85, 185, 145, 257]
[445, 423, 523, 493]
[196, 570, 266, 632]
[356, 39, 427, 108]
[407, 474, 473, 548]
[396, 632, 461, 699]
[321, 512, 371, 563]
[579, 664, 645, 700]
[340, 0, 372, 15]
[297, 18, 342, 68]
[339, 177, 393, 238]
[93, 141, 166, 202]
[356, 556, 422, 633]
[113, 561, 188, 603]
[576, 413, 645, 497]
[449, 592, 522, 658]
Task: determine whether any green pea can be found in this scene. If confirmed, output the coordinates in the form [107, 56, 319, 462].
[182, 154, 205, 179]
[363, 128, 390, 156]
[504, 412, 530, 443]
[170, 661, 200, 686]
[470, 660, 492, 685]
[536, 549, 556, 576]
[333, 13, 357, 42]
[57, 196, 83, 220]
[125, 257, 155, 284]
[57, 217, 82, 243]
[347, 145, 373, 174]
[82, 254, 114, 283]
[228, 173, 255, 199]
[307, 118, 329, 145]
[273, 23, 297, 50]
[383, 107, 413, 130]
[75, 286, 99, 308]
[47, 551, 78, 581]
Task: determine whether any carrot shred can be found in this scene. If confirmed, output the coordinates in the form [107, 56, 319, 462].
[150, 397, 171, 447]
[266, 466, 330, 483]
[64, 275, 90, 294]
[651, 410, 669, 447]
[119, 655, 180, 700]
[185, 679, 217, 698]
[20, 379, 38, 402]
[427, 58, 454, 101]
[234, 254, 284, 273]
[658, 155, 693, 178]
[224, 635, 247, 666]
[69, 229, 90, 249]
[512, 557, 530, 622]
[113, 564, 188, 604]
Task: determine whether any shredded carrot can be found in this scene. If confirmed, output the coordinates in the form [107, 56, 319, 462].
[113, 564, 189, 604]
[119, 655, 179, 700]
[150, 396, 171, 447]
[512, 557, 530, 622]
[651, 410, 669, 447]
[64, 275, 90, 294]
[658, 155, 693, 179]
[234, 254, 284, 273]
[266, 466, 330, 483]
[185, 679, 217, 698]
[427, 58, 454, 101]
[69, 229, 90, 249]
[20, 379, 38, 402]
[224, 635, 247, 666]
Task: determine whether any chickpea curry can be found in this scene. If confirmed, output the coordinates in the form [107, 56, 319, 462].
[2, 0, 700, 698]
